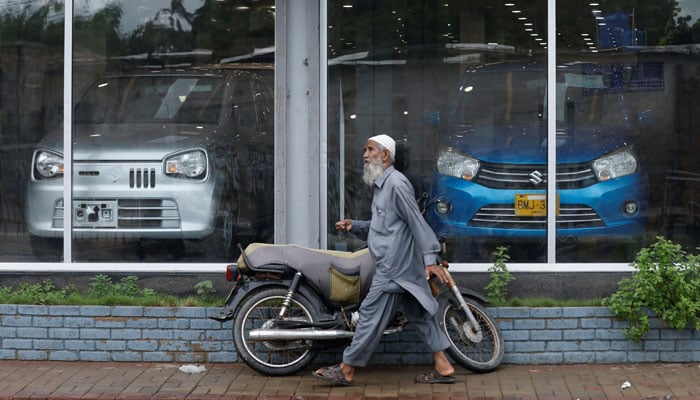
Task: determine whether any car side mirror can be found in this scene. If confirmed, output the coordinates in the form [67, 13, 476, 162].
[637, 109, 654, 128]
[421, 111, 442, 127]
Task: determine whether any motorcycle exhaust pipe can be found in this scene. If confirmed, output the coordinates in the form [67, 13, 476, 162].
[249, 329, 355, 341]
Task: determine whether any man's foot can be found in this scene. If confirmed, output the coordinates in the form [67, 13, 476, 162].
[312, 364, 353, 386]
[415, 369, 456, 384]
[432, 351, 455, 377]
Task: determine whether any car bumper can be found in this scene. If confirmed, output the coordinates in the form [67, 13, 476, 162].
[25, 164, 222, 239]
[425, 173, 648, 240]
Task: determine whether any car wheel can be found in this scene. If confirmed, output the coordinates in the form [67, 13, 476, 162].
[28, 235, 62, 261]
[198, 193, 239, 261]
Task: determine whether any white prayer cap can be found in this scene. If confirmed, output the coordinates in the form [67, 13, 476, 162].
[368, 134, 395, 158]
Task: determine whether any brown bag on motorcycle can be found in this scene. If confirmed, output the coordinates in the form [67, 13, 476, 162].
[329, 267, 360, 304]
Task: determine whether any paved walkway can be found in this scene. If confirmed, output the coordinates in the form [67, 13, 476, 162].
[0, 361, 699, 399]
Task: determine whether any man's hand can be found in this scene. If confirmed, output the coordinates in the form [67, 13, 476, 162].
[425, 264, 449, 284]
[335, 219, 353, 232]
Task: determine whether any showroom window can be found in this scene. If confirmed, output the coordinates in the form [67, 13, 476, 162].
[0, 0, 64, 262]
[326, 0, 700, 265]
[3, 0, 275, 264]
[2, 1, 699, 268]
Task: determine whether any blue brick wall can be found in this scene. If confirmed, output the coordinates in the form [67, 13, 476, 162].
[1, 305, 699, 364]
[492, 307, 700, 364]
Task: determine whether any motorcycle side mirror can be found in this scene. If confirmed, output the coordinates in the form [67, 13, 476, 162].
[439, 237, 447, 256]
[436, 252, 449, 269]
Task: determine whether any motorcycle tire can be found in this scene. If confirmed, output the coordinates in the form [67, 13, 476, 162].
[232, 287, 320, 376]
[438, 294, 504, 373]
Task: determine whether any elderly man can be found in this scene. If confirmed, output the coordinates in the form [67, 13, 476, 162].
[313, 134, 456, 386]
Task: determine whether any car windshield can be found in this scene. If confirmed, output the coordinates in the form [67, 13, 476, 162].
[452, 63, 628, 135]
[74, 75, 225, 125]
[555, 64, 629, 130]
[453, 68, 546, 133]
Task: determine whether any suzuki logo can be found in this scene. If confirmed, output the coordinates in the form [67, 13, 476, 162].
[528, 170, 544, 185]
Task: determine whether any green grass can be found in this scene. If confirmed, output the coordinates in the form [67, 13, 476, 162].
[0, 276, 222, 307]
[504, 297, 604, 307]
[0, 275, 606, 308]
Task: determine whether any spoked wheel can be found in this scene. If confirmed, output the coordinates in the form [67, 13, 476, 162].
[438, 295, 504, 373]
[232, 287, 320, 376]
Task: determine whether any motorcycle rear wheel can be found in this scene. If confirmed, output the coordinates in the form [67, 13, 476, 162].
[232, 287, 320, 376]
[438, 294, 504, 373]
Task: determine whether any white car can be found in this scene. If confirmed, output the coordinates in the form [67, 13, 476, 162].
[25, 66, 275, 260]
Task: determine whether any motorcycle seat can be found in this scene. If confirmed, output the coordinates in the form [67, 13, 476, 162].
[238, 243, 375, 304]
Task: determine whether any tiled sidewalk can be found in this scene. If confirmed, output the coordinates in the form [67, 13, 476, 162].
[0, 361, 699, 399]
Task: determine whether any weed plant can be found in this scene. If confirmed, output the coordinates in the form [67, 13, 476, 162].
[485, 245, 514, 306]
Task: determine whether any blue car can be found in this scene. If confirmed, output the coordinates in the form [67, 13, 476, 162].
[425, 61, 648, 261]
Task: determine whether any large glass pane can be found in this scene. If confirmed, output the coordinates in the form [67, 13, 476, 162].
[1, 1, 64, 261]
[327, 1, 549, 262]
[24, 0, 275, 262]
[556, 1, 700, 262]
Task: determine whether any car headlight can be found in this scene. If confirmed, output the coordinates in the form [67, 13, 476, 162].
[592, 148, 638, 181]
[33, 150, 64, 179]
[165, 150, 207, 179]
[436, 148, 480, 180]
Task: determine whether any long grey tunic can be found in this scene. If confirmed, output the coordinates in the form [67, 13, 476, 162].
[349, 165, 442, 315]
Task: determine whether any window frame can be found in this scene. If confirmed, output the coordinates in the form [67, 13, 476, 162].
[0, 0, 638, 273]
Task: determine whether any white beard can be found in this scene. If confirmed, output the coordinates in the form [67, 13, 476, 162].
[362, 157, 384, 187]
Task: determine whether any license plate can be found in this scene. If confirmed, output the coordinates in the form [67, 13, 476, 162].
[514, 194, 559, 217]
[73, 200, 118, 228]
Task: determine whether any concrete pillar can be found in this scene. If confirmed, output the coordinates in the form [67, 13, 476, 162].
[275, 1, 321, 247]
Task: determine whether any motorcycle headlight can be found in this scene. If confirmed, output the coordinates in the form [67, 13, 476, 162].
[436, 148, 480, 180]
[592, 148, 638, 181]
[33, 150, 64, 179]
[165, 150, 207, 179]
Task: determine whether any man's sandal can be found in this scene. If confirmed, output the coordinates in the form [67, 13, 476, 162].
[312, 364, 353, 386]
[415, 369, 456, 384]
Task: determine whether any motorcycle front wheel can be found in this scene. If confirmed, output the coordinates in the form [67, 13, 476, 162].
[233, 287, 320, 376]
[438, 294, 504, 373]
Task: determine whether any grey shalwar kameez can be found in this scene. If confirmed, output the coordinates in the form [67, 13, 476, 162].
[342, 165, 451, 367]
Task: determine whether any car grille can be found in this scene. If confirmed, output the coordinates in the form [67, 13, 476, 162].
[469, 203, 604, 229]
[52, 199, 180, 229]
[52, 199, 65, 228]
[130, 168, 157, 189]
[118, 199, 180, 228]
[475, 162, 597, 189]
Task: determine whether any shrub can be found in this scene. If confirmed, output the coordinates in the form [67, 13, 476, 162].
[604, 237, 700, 342]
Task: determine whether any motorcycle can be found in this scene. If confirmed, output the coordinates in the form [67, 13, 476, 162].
[211, 242, 504, 376]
